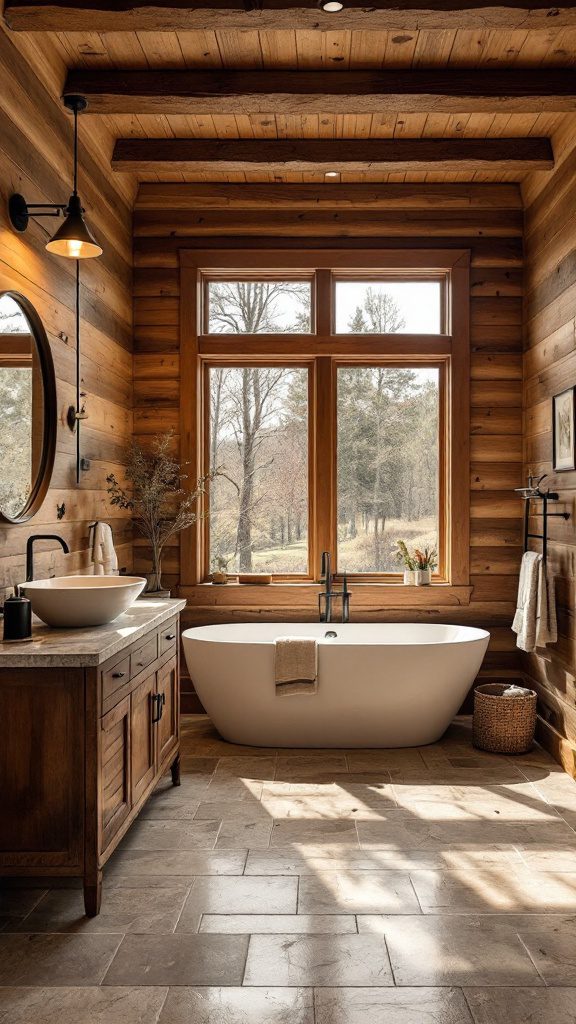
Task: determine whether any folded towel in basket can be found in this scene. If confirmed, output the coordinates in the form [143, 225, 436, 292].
[275, 636, 318, 696]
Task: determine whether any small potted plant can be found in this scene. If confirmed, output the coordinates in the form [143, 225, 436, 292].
[414, 547, 438, 586]
[396, 540, 417, 585]
[107, 432, 213, 596]
[211, 555, 229, 585]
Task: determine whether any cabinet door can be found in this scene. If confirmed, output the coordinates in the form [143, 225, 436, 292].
[156, 657, 179, 767]
[101, 695, 131, 851]
[130, 672, 157, 807]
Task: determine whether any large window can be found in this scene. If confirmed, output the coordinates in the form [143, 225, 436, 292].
[181, 249, 469, 588]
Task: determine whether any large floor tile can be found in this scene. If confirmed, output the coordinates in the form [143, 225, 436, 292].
[199, 914, 356, 933]
[298, 871, 420, 914]
[177, 876, 298, 931]
[275, 756, 349, 778]
[204, 779, 264, 801]
[215, 756, 277, 779]
[0, 934, 121, 986]
[215, 820, 273, 849]
[243, 934, 393, 986]
[357, 818, 576, 851]
[118, 819, 220, 852]
[517, 917, 576, 984]
[103, 934, 249, 986]
[270, 819, 358, 847]
[141, 778, 211, 819]
[0, 889, 48, 919]
[0, 986, 167, 1023]
[194, 801, 271, 822]
[465, 987, 576, 1023]
[357, 916, 543, 986]
[315, 986, 473, 1024]
[15, 887, 187, 934]
[260, 795, 401, 821]
[411, 867, 576, 914]
[347, 751, 427, 773]
[158, 986, 313, 1024]
[245, 849, 441, 874]
[105, 849, 246, 878]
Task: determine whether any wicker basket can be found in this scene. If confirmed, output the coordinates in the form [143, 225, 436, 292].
[473, 683, 537, 755]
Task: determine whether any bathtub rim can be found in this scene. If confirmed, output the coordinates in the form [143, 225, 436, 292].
[182, 622, 490, 647]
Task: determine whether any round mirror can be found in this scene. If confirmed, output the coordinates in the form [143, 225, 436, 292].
[0, 291, 56, 524]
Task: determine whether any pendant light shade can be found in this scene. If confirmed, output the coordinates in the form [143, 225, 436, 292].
[45, 193, 102, 259]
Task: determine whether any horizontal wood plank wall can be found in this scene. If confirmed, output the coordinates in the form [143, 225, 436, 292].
[0, 25, 135, 595]
[523, 141, 576, 777]
[133, 182, 524, 711]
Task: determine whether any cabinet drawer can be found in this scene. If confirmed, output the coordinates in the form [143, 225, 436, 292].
[101, 655, 131, 712]
[130, 635, 158, 678]
[159, 621, 178, 659]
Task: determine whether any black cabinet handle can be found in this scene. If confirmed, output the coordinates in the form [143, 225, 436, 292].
[165, 633, 176, 641]
[112, 671, 125, 679]
[151, 692, 166, 724]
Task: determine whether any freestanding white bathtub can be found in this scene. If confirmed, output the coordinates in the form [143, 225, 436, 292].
[182, 622, 490, 748]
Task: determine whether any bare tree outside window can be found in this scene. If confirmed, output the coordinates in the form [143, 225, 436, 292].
[207, 280, 311, 334]
[209, 366, 308, 574]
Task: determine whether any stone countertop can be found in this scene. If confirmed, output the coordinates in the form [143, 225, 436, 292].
[0, 598, 187, 668]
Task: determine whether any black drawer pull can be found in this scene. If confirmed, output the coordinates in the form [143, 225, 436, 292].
[165, 633, 176, 641]
[112, 671, 125, 679]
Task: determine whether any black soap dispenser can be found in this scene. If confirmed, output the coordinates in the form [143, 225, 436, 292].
[2, 588, 32, 642]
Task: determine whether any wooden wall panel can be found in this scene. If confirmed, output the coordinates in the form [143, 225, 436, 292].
[0, 24, 135, 598]
[522, 137, 576, 777]
[133, 182, 524, 710]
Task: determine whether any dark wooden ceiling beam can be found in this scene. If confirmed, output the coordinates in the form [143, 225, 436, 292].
[5, 0, 576, 31]
[134, 182, 524, 210]
[65, 69, 576, 115]
[112, 137, 554, 174]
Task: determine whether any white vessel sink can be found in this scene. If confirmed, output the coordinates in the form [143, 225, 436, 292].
[21, 575, 147, 628]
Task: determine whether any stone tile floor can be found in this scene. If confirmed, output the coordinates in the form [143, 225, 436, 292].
[4, 715, 576, 1021]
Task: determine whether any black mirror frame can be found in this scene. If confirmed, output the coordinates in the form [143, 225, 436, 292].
[0, 290, 57, 526]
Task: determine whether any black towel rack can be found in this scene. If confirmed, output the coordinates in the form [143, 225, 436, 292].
[515, 474, 569, 563]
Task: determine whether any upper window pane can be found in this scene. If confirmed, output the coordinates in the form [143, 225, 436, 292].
[205, 280, 312, 334]
[334, 280, 442, 334]
[208, 366, 309, 575]
[337, 366, 440, 574]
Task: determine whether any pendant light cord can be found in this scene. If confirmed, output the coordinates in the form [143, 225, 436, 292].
[76, 257, 80, 484]
[73, 102, 78, 197]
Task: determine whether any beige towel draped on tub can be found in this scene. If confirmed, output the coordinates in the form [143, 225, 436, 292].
[275, 637, 318, 696]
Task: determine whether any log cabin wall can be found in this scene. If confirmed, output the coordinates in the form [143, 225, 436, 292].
[523, 135, 576, 775]
[133, 183, 524, 711]
[0, 24, 135, 596]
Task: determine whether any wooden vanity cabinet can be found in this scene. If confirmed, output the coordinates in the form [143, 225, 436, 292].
[0, 608, 183, 917]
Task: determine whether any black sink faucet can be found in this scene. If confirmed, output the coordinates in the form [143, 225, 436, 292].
[26, 535, 70, 582]
[318, 551, 350, 623]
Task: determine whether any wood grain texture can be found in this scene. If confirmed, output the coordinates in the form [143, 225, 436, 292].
[112, 137, 554, 175]
[6, 0, 576, 31]
[522, 132, 576, 774]
[0, 23, 134, 599]
[65, 69, 576, 115]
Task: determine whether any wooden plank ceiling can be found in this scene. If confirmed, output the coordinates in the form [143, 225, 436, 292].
[3, 8, 576, 183]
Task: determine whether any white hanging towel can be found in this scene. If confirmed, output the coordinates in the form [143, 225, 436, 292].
[512, 551, 541, 653]
[535, 561, 557, 649]
[91, 522, 119, 576]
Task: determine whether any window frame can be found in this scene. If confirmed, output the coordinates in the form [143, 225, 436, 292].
[179, 248, 470, 593]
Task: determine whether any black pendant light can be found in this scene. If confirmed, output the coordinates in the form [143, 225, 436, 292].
[9, 94, 102, 260]
[46, 96, 102, 259]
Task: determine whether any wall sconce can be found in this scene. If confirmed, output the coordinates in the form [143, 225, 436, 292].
[8, 95, 102, 259]
[8, 95, 103, 485]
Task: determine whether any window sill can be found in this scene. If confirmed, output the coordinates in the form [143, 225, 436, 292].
[180, 582, 473, 608]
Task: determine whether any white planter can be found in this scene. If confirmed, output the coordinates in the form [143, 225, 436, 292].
[403, 570, 416, 585]
[415, 568, 431, 586]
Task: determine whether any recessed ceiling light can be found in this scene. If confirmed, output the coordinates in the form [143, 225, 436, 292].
[325, 171, 339, 179]
[319, 0, 344, 11]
